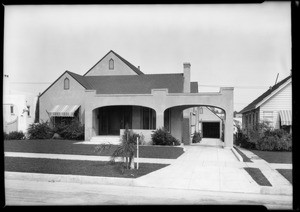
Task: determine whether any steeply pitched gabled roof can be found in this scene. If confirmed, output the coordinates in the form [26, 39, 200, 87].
[239, 75, 292, 114]
[83, 50, 144, 76]
[84, 73, 184, 94]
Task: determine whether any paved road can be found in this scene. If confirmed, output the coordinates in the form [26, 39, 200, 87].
[5, 179, 292, 209]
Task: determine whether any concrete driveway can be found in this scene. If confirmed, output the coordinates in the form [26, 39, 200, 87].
[135, 138, 261, 193]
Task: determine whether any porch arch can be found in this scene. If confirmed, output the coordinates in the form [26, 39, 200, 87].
[91, 105, 156, 136]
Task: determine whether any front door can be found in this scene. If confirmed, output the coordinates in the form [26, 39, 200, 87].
[98, 106, 132, 135]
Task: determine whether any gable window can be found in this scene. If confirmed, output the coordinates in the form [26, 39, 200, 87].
[109, 59, 114, 70]
[64, 78, 70, 90]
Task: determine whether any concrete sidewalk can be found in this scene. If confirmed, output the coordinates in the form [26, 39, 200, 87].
[4, 139, 292, 196]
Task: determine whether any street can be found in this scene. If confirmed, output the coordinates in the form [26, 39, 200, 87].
[4, 179, 292, 209]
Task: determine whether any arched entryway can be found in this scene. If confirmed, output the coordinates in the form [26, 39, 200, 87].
[92, 105, 156, 136]
[163, 104, 226, 145]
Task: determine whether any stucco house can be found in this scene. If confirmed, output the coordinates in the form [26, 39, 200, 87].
[239, 74, 292, 133]
[3, 75, 38, 133]
[39, 50, 234, 147]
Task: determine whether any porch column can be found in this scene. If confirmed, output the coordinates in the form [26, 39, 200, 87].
[85, 109, 93, 141]
[156, 110, 164, 129]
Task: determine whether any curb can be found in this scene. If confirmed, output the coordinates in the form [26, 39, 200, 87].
[231, 147, 243, 162]
[5, 171, 135, 187]
[260, 186, 293, 196]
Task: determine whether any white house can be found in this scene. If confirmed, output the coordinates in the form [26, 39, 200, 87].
[239, 74, 292, 133]
[3, 75, 38, 133]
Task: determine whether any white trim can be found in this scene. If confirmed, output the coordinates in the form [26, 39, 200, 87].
[256, 78, 291, 109]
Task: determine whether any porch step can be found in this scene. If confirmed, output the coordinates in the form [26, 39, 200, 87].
[89, 136, 121, 145]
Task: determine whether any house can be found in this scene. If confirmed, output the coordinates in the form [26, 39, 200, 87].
[3, 75, 38, 133]
[239, 74, 292, 133]
[39, 50, 234, 147]
[190, 106, 223, 139]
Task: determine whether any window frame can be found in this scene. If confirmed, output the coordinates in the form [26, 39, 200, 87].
[64, 78, 70, 90]
[109, 59, 114, 70]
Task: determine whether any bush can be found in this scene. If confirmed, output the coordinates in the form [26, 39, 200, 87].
[27, 121, 53, 139]
[151, 128, 180, 146]
[235, 122, 292, 151]
[192, 132, 202, 143]
[4, 131, 25, 140]
[53, 120, 84, 140]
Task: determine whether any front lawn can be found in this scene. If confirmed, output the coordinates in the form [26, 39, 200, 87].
[244, 167, 272, 186]
[249, 150, 292, 164]
[4, 140, 184, 159]
[276, 169, 292, 184]
[5, 156, 169, 178]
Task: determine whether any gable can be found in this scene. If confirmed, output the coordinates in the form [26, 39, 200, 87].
[84, 50, 143, 76]
[260, 82, 292, 111]
[39, 71, 86, 98]
[199, 107, 222, 122]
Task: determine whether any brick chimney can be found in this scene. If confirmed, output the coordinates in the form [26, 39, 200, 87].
[183, 63, 191, 93]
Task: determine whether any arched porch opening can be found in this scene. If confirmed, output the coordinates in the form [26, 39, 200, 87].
[92, 105, 156, 136]
[163, 104, 226, 145]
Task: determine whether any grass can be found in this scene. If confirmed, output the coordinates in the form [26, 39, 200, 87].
[4, 140, 184, 159]
[249, 150, 292, 164]
[244, 167, 272, 186]
[276, 169, 292, 184]
[233, 146, 252, 162]
[5, 156, 169, 178]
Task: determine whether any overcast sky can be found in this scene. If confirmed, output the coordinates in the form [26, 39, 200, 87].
[4, 3, 291, 111]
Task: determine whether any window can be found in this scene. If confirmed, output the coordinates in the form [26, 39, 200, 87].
[64, 78, 70, 90]
[10, 105, 14, 114]
[199, 107, 203, 114]
[109, 59, 114, 70]
[263, 111, 273, 122]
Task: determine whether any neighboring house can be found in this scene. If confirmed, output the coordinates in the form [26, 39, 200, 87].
[190, 106, 223, 139]
[239, 75, 292, 133]
[39, 50, 234, 147]
[3, 75, 38, 133]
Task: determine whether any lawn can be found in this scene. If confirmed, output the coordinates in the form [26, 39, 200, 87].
[244, 167, 272, 186]
[5, 156, 169, 178]
[4, 140, 184, 159]
[276, 169, 292, 184]
[249, 150, 292, 164]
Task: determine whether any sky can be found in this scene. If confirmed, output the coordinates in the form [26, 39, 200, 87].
[4, 3, 291, 112]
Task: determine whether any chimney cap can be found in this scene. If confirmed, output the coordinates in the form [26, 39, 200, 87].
[183, 63, 191, 68]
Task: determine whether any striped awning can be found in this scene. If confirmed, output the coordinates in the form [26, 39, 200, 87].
[48, 105, 80, 117]
[278, 110, 292, 126]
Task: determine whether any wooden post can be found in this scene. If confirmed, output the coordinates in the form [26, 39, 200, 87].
[137, 137, 139, 169]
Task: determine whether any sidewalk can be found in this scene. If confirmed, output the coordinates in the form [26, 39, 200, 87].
[4, 139, 292, 196]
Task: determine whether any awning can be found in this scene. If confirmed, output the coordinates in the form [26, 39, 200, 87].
[48, 105, 80, 117]
[278, 110, 292, 126]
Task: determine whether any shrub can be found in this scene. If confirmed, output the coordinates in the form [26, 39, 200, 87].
[27, 121, 53, 139]
[53, 120, 84, 140]
[151, 128, 180, 146]
[192, 132, 202, 143]
[4, 131, 25, 140]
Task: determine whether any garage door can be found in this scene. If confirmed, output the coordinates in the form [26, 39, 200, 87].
[202, 122, 220, 138]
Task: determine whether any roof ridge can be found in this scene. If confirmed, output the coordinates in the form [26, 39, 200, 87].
[239, 75, 291, 113]
[110, 50, 144, 75]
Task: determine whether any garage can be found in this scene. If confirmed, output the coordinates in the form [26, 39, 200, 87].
[202, 122, 220, 138]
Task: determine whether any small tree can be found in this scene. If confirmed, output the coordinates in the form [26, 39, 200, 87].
[95, 127, 140, 171]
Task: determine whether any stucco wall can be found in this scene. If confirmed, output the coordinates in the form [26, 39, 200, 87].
[85, 51, 138, 76]
[39, 72, 87, 123]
